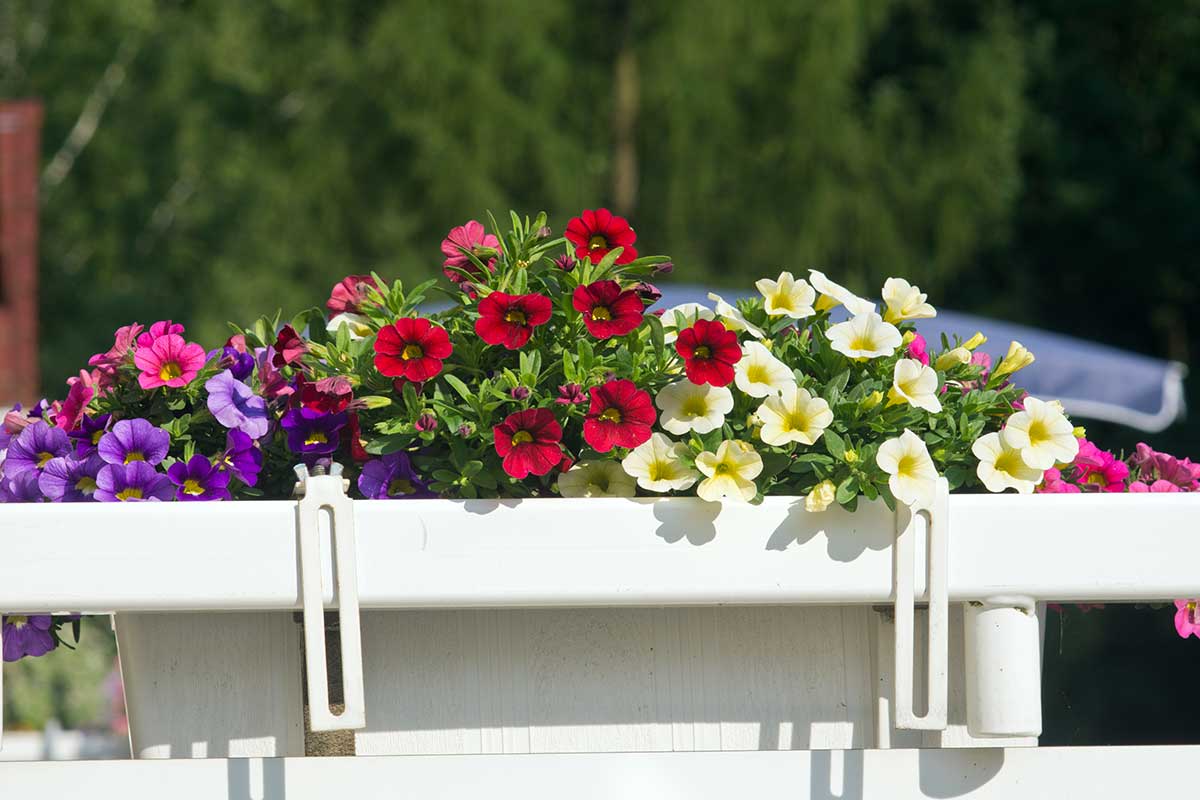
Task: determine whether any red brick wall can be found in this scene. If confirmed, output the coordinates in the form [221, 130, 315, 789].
[0, 100, 43, 407]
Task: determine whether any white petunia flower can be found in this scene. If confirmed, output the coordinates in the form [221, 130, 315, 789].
[660, 303, 716, 344]
[804, 479, 837, 512]
[708, 293, 765, 339]
[656, 380, 734, 435]
[826, 312, 902, 360]
[881, 277, 936, 323]
[557, 460, 637, 498]
[621, 433, 699, 493]
[327, 312, 373, 341]
[756, 385, 833, 447]
[734, 341, 796, 398]
[755, 271, 816, 319]
[876, 429, 940, 507]
[695, 440, 763, 502]
[972, 431, 1043, 494]
[808, 270, 876, 315]
[1000, 397, 1078, 470]
[887, 358, 943, 414]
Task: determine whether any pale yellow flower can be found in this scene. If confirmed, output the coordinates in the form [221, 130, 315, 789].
[963, 332, 987, 351]
[708, 292, 765, 338]
[756, 385, 833, 447]
[881, 277, 936, 323]
[805, 479, 837, 512]
[327, 312, 373, 341]
[557, 460, 636, 498]
[1000, 397, 1078, 470]
[621, 433, 699, 493]
[827, 312, 902, 360]
[660, 303, 715, 344]
[994, 341, 1035, 378]
[972, 432, 1043, 494]
[934, 347, 972, 370]
[876, 429, 940, 507]
[755, 271, 816, 319]
[734, 341, 795, 398]
[887, 358, 943, 414]
[808, 270, 876, 315]
[655, 380, 733, 435]
[695, 440, 763, 502]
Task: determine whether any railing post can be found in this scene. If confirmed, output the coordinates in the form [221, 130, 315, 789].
[965, 597, 1042, 738]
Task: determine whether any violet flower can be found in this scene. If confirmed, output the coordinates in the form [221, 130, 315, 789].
[210, 344, 256, 382]
[281, 407, 348, 458]
[0, 471, 45, 502]
[38, 454, 103, 502]
[4, 421, 70, 478]
[2, 615, 56, 661]
[218, 429, 263, 487]
[167, 455, 232, 501]
[68, 413, 112, 457]
[98, 419, 170, 466]
[95, 462, 174, 502]
[358, 452, 433, 499]
[206, 370, 270, 439]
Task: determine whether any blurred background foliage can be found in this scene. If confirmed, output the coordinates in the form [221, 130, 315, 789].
[1, 0, 1198, 742]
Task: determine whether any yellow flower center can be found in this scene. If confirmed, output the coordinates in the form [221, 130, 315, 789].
[116, 487, 144, 501]
[746, 364, 769, 384]
[75, 476, 97, 493]
[769, 291, 794, 311]
[182, 479, 206, 496]
[159, 361, 183, 382]
[849, 335, 874, 352]
[591, 306, 612, 321]
[304, 432, 328, 446]
[815, 294, 839, 312]
[647, 462, 665, 482]
[124, 451, 145, 464]
[692, 345, 711, 359]
[588, 235, 608, 251]
[401, 343, 424, 360]
[91, 429, 105, 445]
[994, 450, 1026, 477]
[388, 478, 415, 497]
[714, 462, 731, 475]
[896, 454, 919, 478]
[599, 408, 623, 423]
[1026, 419, 1051, 447]
[680, 396, 708, 418]
[9, 615, 27, 628]
[504, 309, 528, 325]
[511, 430, 534, 446]
[784, 411, 810, 433]
[36, 451, 54, 468]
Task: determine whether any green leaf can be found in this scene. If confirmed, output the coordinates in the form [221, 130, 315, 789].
[824, 429, 847, 460]
[443, 373, 474, 403]
[645, 313, 666, 360]
[835, 475, 859, 505]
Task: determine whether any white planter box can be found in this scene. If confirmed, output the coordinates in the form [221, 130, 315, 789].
[4, 493, 1199, 760]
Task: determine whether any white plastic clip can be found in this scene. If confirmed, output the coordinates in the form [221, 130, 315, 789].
[893, 476, 949, 730]
[294, 463, 366, 731]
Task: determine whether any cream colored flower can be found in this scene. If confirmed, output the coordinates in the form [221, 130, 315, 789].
[656, 380, 733, 435]
[934, 347, 972, 370]
[660, 303, 716, 344]
[734, 341, 795, 398]
[963, 332, 987, 351]
[972, 432, 1043, 494]
[826, 312, 902, 360]
[756, 385, 833, 447]
[621, 433, 699, 493]
[994, 340, 1035, 378]
[708, 292, 765, 338]
[808, 270, 876, 315]
[557, 460, 636, 498]
[887, 358, 943, 414]
[327, 312, 373, 340]
[881, 277, 936, 323]
[695, 440, 763, 502]
[805, 479, 837, 512]
[1000, 397, 1078, 470]
[755, 271, 816, 319]
[876, 429, 940, 507]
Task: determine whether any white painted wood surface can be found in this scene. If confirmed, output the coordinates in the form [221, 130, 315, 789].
[4, 494, 1200, 612]
[2, 747, 1197, 799]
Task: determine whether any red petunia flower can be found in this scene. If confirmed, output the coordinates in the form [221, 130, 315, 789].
[298, 375, 354, 414]
[675, 319, 741, 387]
[565, 208, 638, 265]
[475, 291, 554, 349]
[374, 318, 453, 382]
[326, 274, 381, 316]
[493, 408, 563, 479]
[272, 325, 308, 368]
[572, 280, 644, 339]
[583, 379, 655, 453]
[346, 412, 370, 463]
[441, 220, 500, 285]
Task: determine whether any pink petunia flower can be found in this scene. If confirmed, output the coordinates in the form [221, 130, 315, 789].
[1073, 439, 1129, 492]
[907, 334, 930, 366]
[1174, 600, 1200, 639]
[441, 220, 500, 285]
[133, 334, 207, 390]
[1037, 467, 1081, 494]
[55, 371, 96, 431]
[1129, 479, 1181, 493]
[136, 320, 185, 349]
[88, 323, 144, 392]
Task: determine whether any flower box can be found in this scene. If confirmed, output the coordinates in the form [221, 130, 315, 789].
[4, 492, 1197, 759]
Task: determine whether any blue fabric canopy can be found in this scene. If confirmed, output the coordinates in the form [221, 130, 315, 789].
[654, 285, 1187, 432]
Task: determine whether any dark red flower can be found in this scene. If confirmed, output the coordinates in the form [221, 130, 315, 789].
[572, 280, 644, 339]
[583, 379, 655, 452]
[492, 408, 563, 479]
[272, 325, 308, 368]
[299, 375, 354, 414]
[374, 318, 453, 382]
[565, 208, 638, 265]
[675, 319, 741, 387]
[475, 291, 553, 349]
[555, 383, 586, 405]
[633, 281, 662, 306]
[346, 412, 370, 463]
[326, 274, 381, 316]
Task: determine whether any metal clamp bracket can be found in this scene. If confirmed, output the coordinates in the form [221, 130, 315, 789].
[294, 463, 366, 732]
[893, 477, 950, 731]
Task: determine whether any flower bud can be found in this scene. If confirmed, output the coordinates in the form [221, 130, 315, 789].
[415, 413, 438, 432]
[509, 386, 531, 400]
[934, 347, 971, 371]
[963, 332, 987, 350]
[860, 390, 884, 411]
[994, 341, 1035, 377]
[844, 449, 859, 464]
[901, 331, 917, 345]
[1073, 426, 1087, 439]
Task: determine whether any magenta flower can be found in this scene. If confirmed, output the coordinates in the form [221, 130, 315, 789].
[1174, 600, 1200, 639]
[906, 334, 930, 366]
[135, 320, 185, 349]
[2, 615, 56, 661]
[98, 419, 170, 466]
[94, 462, 174, 502]
[440, 220, 500, 284]
[1129, 479, 1181, 493]
[4, 421, 70, 478]
[1037, 467, 1081, 494]
[55, 372, 95, 431]
[206, 370, 270, 439]
[1073, 439, 1129, 492]
[88, 323, 143, 392]
[255, 347, 295, 404]
[38, 454, 103, 502]
[555, 383, 586, 405]
[134, 333, 207, 390]
[414, 413, 438, 432]
[167, 455, 232, 501]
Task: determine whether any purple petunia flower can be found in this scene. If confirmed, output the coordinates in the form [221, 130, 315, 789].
[281, 407, 348, 458]
[0, 470, 45, 502]
[2, 615, 56, 661]
[4, 421, 70, 478]
[358, 452, 434, 499]
[205, 370, 270, 439]
[167, 454, 232, 501]
[67, 413, 112, 458]
[97, 419, 170, 466]
[209, 345, 256, 382]
[217, 429, 263, 487]
[38, 454, 103, 502]
[94, 462, 174, 502]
